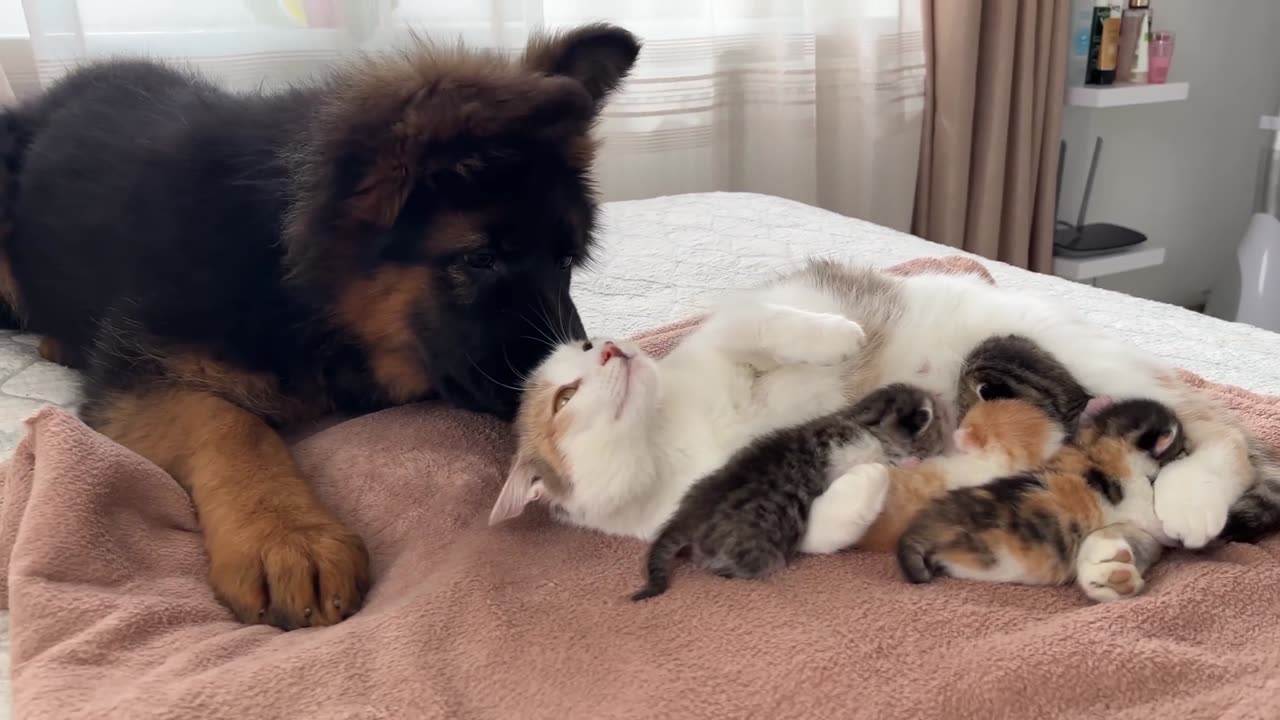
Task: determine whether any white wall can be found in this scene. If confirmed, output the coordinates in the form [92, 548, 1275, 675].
[1057, 0, 1280, 307]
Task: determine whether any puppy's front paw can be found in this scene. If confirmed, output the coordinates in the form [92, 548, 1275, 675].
[1154, 457, 1231, 549]
[207, 506, 370, 629]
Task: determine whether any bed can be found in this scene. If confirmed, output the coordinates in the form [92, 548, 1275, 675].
[0, 192, 1277, 718]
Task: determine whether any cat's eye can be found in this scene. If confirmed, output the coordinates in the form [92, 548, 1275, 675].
[553, 383, 579, 413]
[558, 254, 575, 270]
[465, 252, 496, 269]
[582, 340, 594, 351]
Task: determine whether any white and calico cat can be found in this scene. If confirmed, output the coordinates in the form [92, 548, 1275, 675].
[493, 259, 1269, 551]
[489, 277, 895, 541]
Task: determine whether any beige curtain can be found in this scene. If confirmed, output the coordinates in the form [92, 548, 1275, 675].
[912, 0, 1069, 272]
[0, 0, 926, 231]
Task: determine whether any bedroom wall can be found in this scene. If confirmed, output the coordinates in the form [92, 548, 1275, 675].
[1056, 0, 1280, 308]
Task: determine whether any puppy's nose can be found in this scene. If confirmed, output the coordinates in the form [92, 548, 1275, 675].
[599, 341, 627, 365]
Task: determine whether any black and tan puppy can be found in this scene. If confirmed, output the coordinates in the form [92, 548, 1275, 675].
[0, 24, 640, 629]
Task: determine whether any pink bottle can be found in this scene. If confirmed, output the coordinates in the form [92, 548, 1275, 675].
[1148, 30, 1175, 83]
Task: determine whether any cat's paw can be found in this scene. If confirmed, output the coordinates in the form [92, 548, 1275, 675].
[765, 305, 866, 366]
[1153, 456, 1231, 549]
[1076, 533, 1144, 603]
[800, 463, 891, 555]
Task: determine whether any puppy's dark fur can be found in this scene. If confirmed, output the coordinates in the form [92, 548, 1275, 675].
[0, 24, 640, 629]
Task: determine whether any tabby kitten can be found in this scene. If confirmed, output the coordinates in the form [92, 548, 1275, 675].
[630, 383, 945, 601]
[897, 399, 1185, 602]
[956, 334, 1093, 433]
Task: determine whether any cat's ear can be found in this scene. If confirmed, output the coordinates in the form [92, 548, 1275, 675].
[953, 426, 977, 452]
[489, 458, 545, 525]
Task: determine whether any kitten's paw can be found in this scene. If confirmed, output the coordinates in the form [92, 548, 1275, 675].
[766, 306, 865, 366]
[801, 463, 891, 554]
[1076, 534, 1143, 603]
[1154, 457, 1231, 549]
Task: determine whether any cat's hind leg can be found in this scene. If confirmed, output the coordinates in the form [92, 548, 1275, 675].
[1075, 523, 1162, 602]
[703, 301, 865, 368]
[800, 463, 891, 555]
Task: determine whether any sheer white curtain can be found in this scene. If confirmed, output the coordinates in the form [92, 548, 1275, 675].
[0, 0, 924, 230]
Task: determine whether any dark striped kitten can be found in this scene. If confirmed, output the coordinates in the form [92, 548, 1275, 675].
[897, 399, 1185, 602]
[956, 334, 1092, 432]
[630, 383, 945, 601]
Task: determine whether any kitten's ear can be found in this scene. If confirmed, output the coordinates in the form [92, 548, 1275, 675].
[489, 458, 545, 526]
[1151, 424, 1181, 459]
[1081, 395, 1115, 424]
[953, 426, 977, 452]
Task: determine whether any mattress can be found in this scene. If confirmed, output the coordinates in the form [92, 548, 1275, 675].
[0, 191, 1277, 716]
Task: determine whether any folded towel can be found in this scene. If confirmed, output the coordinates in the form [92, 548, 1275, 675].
[2, 256, 1277, 719]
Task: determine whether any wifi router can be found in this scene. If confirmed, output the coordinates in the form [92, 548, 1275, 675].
[1053, 137, 1147, 258]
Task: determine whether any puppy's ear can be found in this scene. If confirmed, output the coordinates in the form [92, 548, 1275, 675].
[523, 23, 642, 106]
[338, 73, 595, 228]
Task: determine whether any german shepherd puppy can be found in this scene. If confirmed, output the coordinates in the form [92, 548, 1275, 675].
[0, 24, 640, 629]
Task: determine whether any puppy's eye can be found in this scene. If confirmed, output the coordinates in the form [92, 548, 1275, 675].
[465, 252, 496, 269]
[558, 255, 575, 270]
[582, 340, 594, 351]
[553, 384, 578, 413]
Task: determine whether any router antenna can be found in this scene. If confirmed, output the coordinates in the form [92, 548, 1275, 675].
[1077, 136, 1103, 229]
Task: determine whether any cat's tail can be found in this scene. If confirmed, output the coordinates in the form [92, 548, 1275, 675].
[895, 529, 937, 584]
[1220, 439, 1280, 544]
[630, 524, 690, 601]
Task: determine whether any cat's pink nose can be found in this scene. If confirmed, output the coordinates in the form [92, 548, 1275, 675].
[600, 341, 627, 365]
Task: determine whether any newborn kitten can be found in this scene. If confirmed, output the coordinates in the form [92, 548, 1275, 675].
[854, 399, 1066, 553]
[956, 334, 1093, 433]
[630, 383, 945, 601]
[897, 399, 1185, 602]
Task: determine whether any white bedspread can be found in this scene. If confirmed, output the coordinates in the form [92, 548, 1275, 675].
[580, 192, 1280, 395]
[1, 191, 1278, 717]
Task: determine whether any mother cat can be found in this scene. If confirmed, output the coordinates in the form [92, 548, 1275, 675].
[498, 259, 1275, 550]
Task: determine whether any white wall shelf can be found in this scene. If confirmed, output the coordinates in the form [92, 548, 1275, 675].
[1067, 82, 1189, 108]
[1053, 245, 1165, 281]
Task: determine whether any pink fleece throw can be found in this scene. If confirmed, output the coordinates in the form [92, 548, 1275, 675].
[2, 256, 1278, 719]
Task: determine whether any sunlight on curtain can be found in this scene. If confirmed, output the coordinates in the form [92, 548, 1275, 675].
[0, 0, 924, 229]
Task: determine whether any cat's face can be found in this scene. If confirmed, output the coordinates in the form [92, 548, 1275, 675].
[490, 336, 661, 525]
[953, 399, 1065, 468]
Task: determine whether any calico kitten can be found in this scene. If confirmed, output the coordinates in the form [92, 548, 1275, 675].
[854, 399, 1066, 553]
[897, 399, 1185, 602]
[630, 383, 945, 601]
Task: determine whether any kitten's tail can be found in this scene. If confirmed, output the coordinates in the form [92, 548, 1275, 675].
[895, 530, 937, 584]
[1220, 441, 1280, 544]
[630, 525, 690, 601]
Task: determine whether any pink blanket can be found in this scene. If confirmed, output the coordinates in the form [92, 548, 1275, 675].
[3, 257, 1280, 719]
